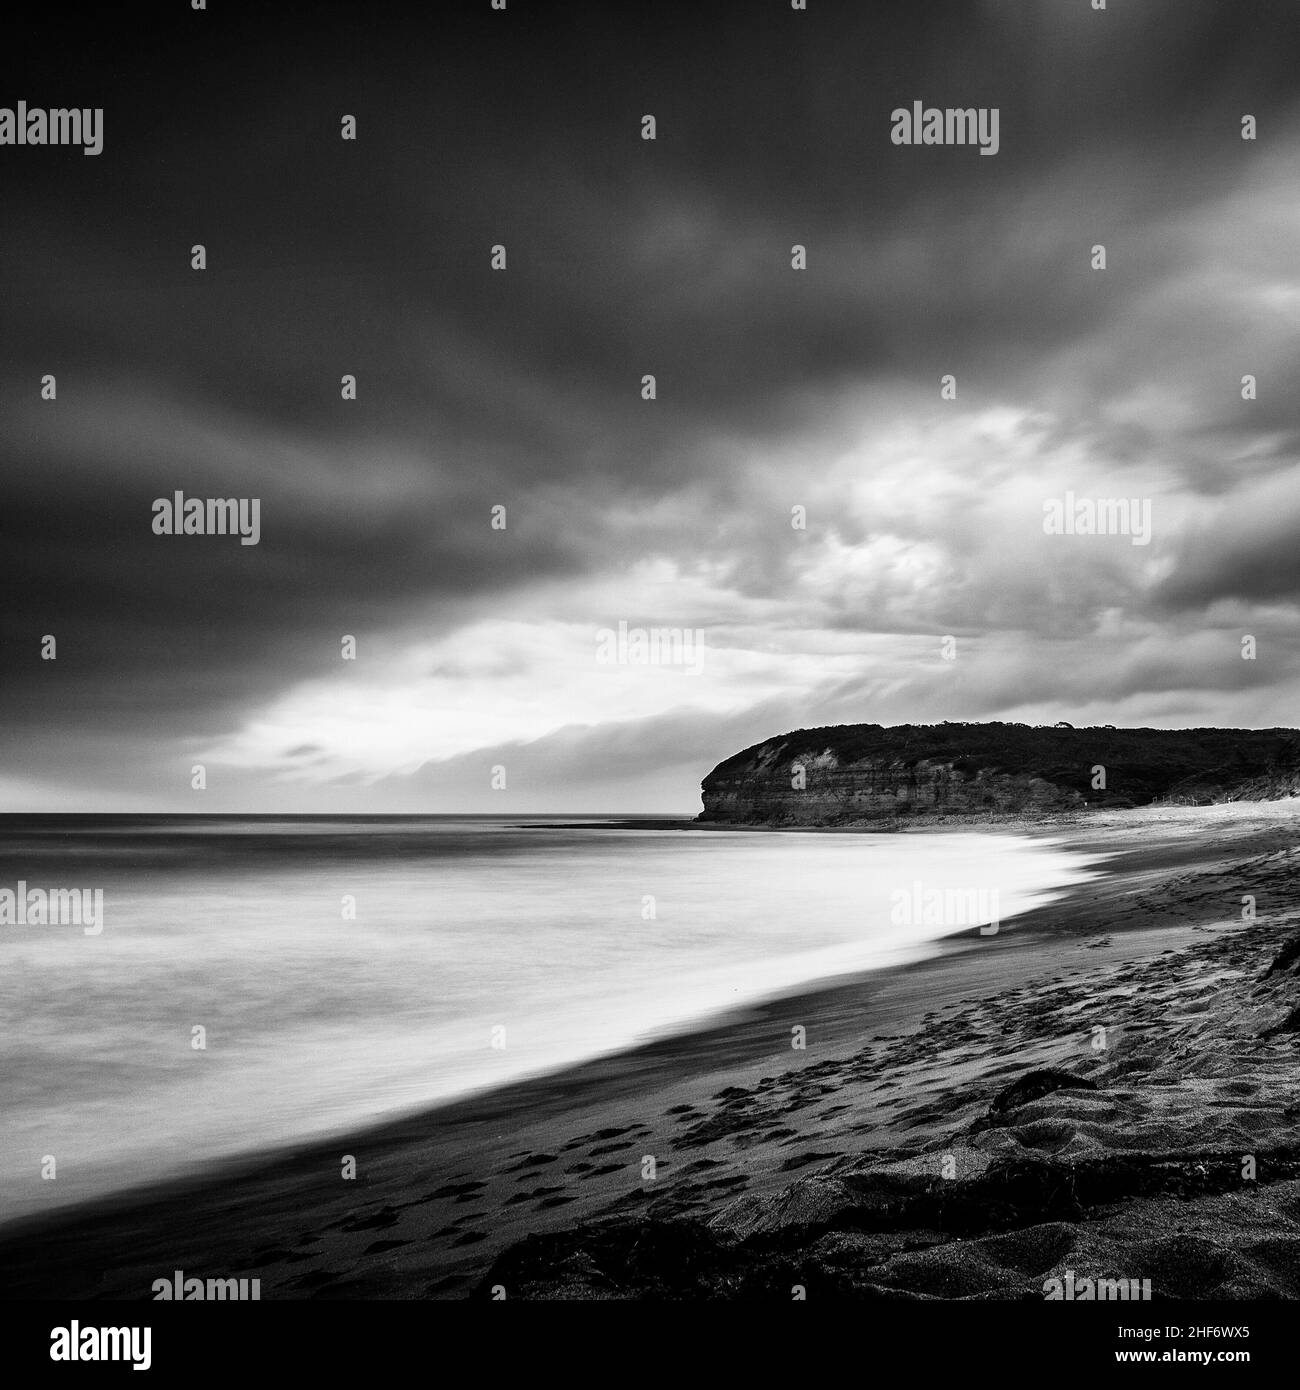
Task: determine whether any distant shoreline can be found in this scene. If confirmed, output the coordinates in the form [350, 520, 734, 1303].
[530, 800, 1289, 834]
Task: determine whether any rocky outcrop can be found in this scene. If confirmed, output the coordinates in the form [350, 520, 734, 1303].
[698, 722, 1300, 825]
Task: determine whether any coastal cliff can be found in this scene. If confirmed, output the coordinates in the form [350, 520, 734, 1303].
[698, 722, 1300, 825]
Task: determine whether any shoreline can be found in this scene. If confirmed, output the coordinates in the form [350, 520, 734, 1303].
[535, 800, 1284, 834]
[1, 800, 1297, 1299]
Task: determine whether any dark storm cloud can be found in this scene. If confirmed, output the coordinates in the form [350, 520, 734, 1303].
[0, 411, 586, 737]
[3, 0, 1299, 803]
[1155, 471, 1300, 610]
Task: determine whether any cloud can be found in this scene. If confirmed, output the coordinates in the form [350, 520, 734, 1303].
[3, 1, 1300, 809]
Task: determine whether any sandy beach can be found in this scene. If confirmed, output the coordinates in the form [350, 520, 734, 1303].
[2, 800, 1298, 1300]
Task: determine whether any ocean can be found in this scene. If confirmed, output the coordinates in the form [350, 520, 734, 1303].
[0, 815, 1101, 1221]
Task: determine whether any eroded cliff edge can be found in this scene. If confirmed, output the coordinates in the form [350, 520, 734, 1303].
[697, 722, 1300, 826]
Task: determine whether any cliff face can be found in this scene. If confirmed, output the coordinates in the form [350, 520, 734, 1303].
[701, 752, 1081, 824]
[698, 722, 1300, 825]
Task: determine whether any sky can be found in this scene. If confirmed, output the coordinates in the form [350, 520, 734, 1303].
[3, 0, 1300, 813]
